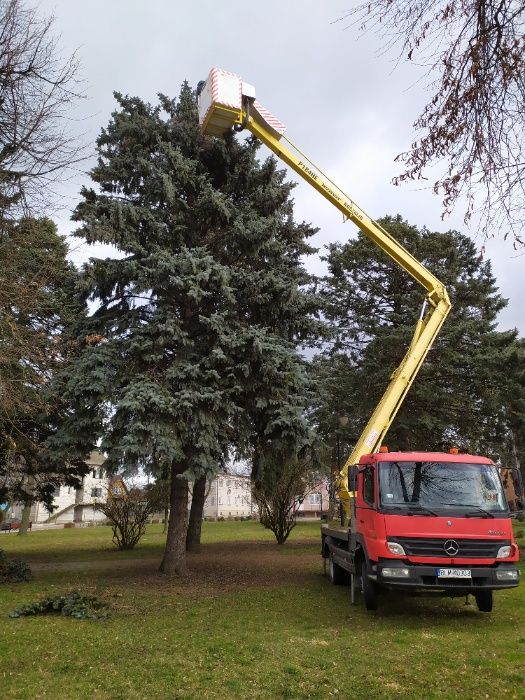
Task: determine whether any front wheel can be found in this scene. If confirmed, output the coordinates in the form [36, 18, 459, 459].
[474, 590, 493, 613]
[360, 561, 378, 611]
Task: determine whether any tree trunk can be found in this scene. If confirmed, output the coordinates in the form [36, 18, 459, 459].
[327, 473, 337, 521]
[186, 475, 206, 551]
[162, 505, 169, 534]
[159, 463, 189, 576]
[18, 500, 32, 536]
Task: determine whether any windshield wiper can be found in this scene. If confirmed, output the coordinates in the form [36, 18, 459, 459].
[384, 503, 437, 516]
[442, 503, 495, 519]
[405, 503, 438, 516]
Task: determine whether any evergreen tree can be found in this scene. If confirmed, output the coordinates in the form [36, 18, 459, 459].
[499, 339, 525, 483]
[317, 215, 524, 458]
[0, 217, 86, 510]
[54, 85, 318, 574]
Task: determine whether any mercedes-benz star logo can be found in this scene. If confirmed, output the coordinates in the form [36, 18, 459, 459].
[444, 539, 459, 556]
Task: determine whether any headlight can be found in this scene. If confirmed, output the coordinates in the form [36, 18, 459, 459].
[382, 567, 411, 578]
[387, 542, 406, 555]
[495, 569, 519, 581]
[496, 545, 512, 559]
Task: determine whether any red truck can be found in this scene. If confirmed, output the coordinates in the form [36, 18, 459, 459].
[322, 450, 522, 612]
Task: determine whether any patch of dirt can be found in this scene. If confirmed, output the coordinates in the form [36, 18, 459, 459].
[31, 539, 322, 597]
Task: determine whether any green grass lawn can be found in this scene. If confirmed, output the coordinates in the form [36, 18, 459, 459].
[0, 521, 524, 700]
[1, 520, 318, 562]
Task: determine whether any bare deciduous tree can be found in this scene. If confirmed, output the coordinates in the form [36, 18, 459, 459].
[253, 444, 320, 545]
[339, 1, 525, 244]
[97, 486, 160, 551]
[0, 0, 84, 214]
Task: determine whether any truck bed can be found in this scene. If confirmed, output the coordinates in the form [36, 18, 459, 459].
[321, 524, 350, 542]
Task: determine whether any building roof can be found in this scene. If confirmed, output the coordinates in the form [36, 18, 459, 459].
[86, 450, 106, 467]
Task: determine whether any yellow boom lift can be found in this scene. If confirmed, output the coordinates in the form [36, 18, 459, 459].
[197, 68, 451, 515]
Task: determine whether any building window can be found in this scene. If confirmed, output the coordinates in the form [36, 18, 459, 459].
[308, 493, 321, 505]
[218, 497, 222, 505]
[92, 469, 97, 478]
[52, 485, 61, 497]
[91, 487, 103, 498]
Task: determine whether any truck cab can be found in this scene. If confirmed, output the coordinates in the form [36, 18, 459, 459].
[322, 450, 521, 612]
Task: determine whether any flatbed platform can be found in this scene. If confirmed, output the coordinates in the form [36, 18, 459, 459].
[321, 524, 350, 541]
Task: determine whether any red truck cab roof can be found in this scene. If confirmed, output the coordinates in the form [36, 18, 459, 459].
[361, 451, 493, 465]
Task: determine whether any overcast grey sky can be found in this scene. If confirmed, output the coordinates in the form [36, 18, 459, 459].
[41, 0, 524, 333]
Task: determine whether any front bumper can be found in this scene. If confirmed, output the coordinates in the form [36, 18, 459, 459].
[373, 561, 520, 592]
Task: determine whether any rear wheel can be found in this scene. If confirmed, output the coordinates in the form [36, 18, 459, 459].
[474, 590, 493, 612]
[329, 554, 347, 585]
[359, 560, 378, 611]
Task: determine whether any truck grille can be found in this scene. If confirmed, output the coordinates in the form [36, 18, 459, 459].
[392, 537, 509, 558]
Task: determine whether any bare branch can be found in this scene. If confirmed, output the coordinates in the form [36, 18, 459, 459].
[0, 0, 86, 215]
[338, 1, 525, 244]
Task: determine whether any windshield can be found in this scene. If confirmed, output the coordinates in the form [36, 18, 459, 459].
[379, 461, 507, 513]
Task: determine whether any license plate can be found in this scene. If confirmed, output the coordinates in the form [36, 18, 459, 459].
[437, 568, 471, 578]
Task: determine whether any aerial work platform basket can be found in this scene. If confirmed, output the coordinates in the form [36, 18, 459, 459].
[197, 67, 286, 139]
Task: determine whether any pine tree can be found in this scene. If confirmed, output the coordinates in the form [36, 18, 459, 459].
[54, 84, 319, 574]
[0, 217, 86, 510]
[317, 215, 524, 459]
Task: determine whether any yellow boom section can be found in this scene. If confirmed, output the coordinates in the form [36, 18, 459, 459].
[198, 70, 451, 513]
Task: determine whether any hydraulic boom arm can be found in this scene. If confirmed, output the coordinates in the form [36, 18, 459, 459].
[197, 68, 451, 513]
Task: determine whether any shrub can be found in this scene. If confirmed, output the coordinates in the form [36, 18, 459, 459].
[63, 522, 75, 529]
[96, 486, 161, 550]
[9, 591, 111, 620]
[0, 550, 32, 584]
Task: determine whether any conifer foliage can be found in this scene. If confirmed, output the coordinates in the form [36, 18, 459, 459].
[56, 85, 318, 574]
[0, 217, 86, 507]
[317, 215, 524, 459]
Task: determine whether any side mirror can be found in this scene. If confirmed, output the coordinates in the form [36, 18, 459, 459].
[498, 466, 525, 513]
[348, 465, 358, 492]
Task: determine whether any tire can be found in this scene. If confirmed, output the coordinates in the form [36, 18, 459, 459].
[329, 554, 347, 586]
[359, 560, 379, 611]
[474, 590, 493, 613]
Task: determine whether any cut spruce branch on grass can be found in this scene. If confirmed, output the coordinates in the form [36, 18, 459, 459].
[9, 591, 111, 620]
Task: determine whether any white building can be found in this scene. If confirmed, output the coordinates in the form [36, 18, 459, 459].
[202, 473, 253, 520]
[296, 481, 330, 519]
[10, 451, 109, 525]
